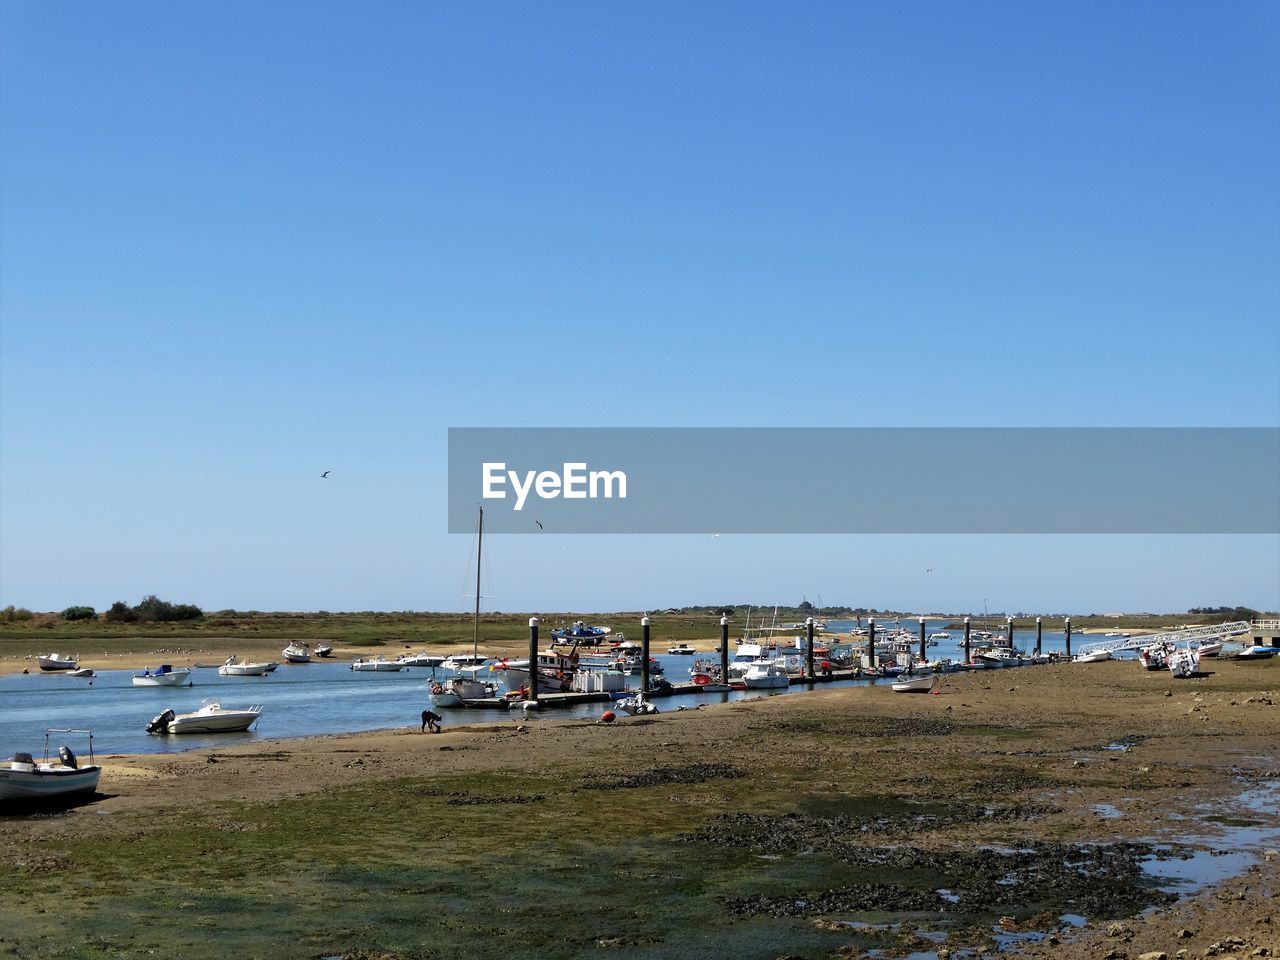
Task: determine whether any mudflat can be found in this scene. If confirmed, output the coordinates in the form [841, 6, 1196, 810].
[2, 658, 1276, 960]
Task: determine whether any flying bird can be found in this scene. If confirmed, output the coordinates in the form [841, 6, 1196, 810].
[926, 568, 935, 573]
[534, 520, 543, 530]
[321, 471, 330, 479]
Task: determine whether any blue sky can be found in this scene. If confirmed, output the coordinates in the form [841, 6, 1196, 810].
[2, 1, 1277, 614]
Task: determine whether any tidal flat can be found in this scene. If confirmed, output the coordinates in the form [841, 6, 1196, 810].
[2, 658, 1277, 960]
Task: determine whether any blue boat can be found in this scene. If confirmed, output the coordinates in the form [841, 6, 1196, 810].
[550, 621, 612, 645]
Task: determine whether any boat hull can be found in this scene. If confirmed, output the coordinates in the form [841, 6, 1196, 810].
[37, 656, 78, 672]
[0, 766, 101, 801]
[166, 713, 260, 734]
[219, 664, 270, 676]
[132, 670, 192, 686]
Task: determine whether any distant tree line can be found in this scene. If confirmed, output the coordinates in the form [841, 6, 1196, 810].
[1187, 606, 1260, 620]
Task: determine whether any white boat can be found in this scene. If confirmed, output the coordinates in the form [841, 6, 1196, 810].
[314, 644, 333, 658]
[132, 664, 193, 687]
[615, 692, 660, 716]
[891, 674, 936, 693]
[928, 632, 951, 642]
[1236, 644, 1279, 660]
[441, 653, 489, 672]
[1191, 641, 1223, 658]
[1168, 648, 1200, 678]
[666, 643, 697, 655]
[1139, 644, 1170, 671]
[0, 730, 100, 803]
[742, 661, 790, 689]
[351, 656, 404, 672]
[218, 656, 272, 677]
[37, 653, 79, 672]
[429, 671, 500, 708]
[67, 668, 95, 678]
[492, 651, 577, 694]
[1073, 650, 1112, 664]
[282, 642, 311, 664]
[976, 647, 1022, 668]
[147, 701, 263, 734]
[397, 652, 446, 668]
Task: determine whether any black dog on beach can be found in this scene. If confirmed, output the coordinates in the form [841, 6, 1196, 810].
[421, 709, 442, 733]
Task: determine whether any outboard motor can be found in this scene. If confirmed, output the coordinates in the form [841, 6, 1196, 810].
[58, 746, 77, 769]
[146, 709, 175, 734]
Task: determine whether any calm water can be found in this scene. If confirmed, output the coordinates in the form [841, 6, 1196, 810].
[1, 620, 1073, 757]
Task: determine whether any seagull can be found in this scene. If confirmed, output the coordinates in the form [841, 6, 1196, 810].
[321, 471, 330, 479]
[534, 520, 543, 530]
[926, 568, 935, 573]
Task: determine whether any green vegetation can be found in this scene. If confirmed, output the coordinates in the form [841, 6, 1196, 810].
[0, 605, 34, 622]
[60, 605, 96, 621]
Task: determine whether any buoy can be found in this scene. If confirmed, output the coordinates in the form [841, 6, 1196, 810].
[600, 710, 616, 724]
[521, 700, 540, 712]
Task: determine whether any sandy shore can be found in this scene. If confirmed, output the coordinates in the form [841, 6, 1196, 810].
[4, 657, 1277, 958]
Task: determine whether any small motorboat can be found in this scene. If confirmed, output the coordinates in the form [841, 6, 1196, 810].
[550, 621, 612, 645]
[132, 665, 193, 687]
[282, 642, 311, 664]
[742, 661, 790, 689]
[397, 652, 446, 668]
[1236, 644, 1279, 660]
[666, 643, 697, 655]
[67, 668, 95, 678]
[147, 701, 263, 734]
[429, 673, 500, 708]
[1168, 648, 1200, 678]
[891, 674, 936, 693]
[928, 632, 951, 642]
[37, 653, 79, 672]
[441, 653, 489, 672]
[1138, 645, 1170, 671]
[1073, 650, 1112, 664]
[314, 644, 333, 658]
[351, 656, 403, 672]
[615, 693, 659, 716]
[0, 730, 100, 803]
[218, 656, 272, 677]
[1192, 641, 1223, 658]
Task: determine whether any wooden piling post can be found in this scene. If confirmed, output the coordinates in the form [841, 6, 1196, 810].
[1064, 617, 1072, 659]
[1035, 616, 1042, 656]
[806, 617, 815, 681]
[641, 616, 651, 694]
[528, 617, 539, 703]
[918, 616, 927, 663]
[867, 618, 876, 672]
[963, 616, 971, 665]
[720, 616, 729, 684]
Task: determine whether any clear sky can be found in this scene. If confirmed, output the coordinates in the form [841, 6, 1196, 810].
[2, 1, 1277, 615]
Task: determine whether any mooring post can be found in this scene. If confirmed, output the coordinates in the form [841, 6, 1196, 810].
[720, 615, 729, 684]
[806, 617, 815, 681]
[641, 616, 651, 694]
[867, 618, 876, 672]
[964, 616, 972, 665]
[528, 617, 539, 703]
[1035, 616, 1043, 656]
[1006, 616, 1014, 648]
[1064, 616, 1072, 659]
[918, 616, 927, 663]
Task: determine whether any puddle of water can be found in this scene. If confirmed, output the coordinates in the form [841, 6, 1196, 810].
[1058, 913, 1088, 927]
[1092, 803, 1123, 819]
[934, 888, 960, 904]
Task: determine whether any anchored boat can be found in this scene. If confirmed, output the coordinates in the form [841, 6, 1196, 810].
[132, 664, 193, 687]
[147, 701, 263, 734]
[37, 653, 79, 672]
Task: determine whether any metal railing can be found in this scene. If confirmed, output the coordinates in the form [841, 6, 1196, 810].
[1077, 621, 1253, 655]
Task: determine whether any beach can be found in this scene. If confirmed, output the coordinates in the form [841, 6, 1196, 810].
[3, 656, 1277, 959]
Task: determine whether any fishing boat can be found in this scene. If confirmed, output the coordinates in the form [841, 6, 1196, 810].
[976, 647, 1022, 668]
[1138, 644, 1170, 671]
[429, 671, 501, 708]
[667, 643, 697, 655]
[491, 650, 578, 694]
[314, 644, 333, 658]
[742, 661, 789, 689]
[132, 664, 193, 687]
[0, 730, 100, 803]
[397, 652, 446, 668]
[218, 656, 272, 677]
[37, 653, 79, 672]
[282, 642, 312, 664]
[68, 668, 95, 678]
[351, 656, 404, 672]
[146, 701, 263, 734]
[550, 621, 612, 645]
[1073, 649, 1112, 664]
[891, 674, 936, 693]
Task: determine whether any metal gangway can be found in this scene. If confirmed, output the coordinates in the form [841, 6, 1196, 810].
[1077, 621, 1252, 656]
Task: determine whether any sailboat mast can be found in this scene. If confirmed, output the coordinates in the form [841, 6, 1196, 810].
[473, 507, 483, 659]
